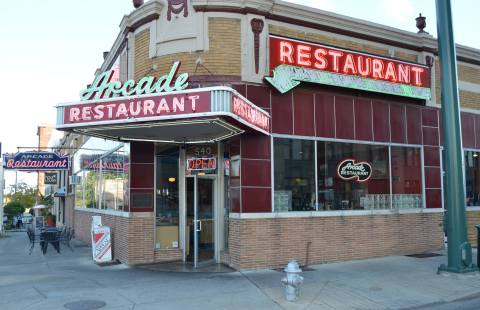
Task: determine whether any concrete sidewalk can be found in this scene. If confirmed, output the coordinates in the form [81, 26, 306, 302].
[1, 232, 480, 310]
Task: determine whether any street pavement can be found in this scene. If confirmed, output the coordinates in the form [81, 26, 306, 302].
[1, 231, 480, 310]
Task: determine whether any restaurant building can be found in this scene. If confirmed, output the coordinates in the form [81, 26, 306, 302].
[55, 0, 480, 269]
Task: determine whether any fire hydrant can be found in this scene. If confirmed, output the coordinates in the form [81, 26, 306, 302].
[281, 260, 304, 302]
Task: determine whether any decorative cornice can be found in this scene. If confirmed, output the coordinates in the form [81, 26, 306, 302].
[250, 18, 264, 74]
[167, 0, 189, 21]
[192, 0, 480, 66]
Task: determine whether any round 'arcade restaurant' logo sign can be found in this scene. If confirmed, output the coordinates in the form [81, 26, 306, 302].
[337, 159, 372, 182]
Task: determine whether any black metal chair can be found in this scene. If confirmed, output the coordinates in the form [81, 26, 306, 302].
[59, 227, 74, 252]
[27, 228, 43, 255]
[40, 229, 61, 255]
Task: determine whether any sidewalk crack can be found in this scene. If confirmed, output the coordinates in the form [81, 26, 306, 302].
[239, 271, 286, 310]
[32, 285, 47, 299]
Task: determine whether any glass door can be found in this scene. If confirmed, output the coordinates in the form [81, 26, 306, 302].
[185, 176, 215, 267]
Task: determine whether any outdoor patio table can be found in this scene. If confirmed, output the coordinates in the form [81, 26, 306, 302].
[40, 229, 61, 255]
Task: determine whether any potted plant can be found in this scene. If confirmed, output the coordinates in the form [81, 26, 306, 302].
[46, 212, 56, 227]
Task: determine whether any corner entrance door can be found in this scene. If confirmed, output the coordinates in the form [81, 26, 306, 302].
[186, 176, 215, 267]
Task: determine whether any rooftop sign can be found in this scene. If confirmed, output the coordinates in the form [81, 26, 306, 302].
[266, 35, 431, 100]
[80, 61, 188, 101]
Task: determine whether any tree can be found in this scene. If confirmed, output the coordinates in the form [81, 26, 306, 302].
[4, 201, 25, 219]
[6, 182, 37, 209]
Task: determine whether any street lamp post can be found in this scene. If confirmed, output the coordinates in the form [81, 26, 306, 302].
[0, 165, 4, 234]
[436, 0, 477, 273]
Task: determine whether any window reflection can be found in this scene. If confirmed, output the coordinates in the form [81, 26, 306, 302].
[155, 146, 179, 249]
[317, 142, 390, 211]
[465, 151, 480, 206]
[73, 138, 129, 211]
[273, 138, 424, 212]
[274, 139, 316, 212]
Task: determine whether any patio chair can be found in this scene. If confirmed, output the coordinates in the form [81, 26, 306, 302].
[27, 228, 43, 255]
[59, 227, 74, 252]
[41, 229, 61, 255]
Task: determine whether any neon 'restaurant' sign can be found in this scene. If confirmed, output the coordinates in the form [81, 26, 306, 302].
[266, 35, 431, 100]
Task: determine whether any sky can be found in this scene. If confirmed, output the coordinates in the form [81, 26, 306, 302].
[0, 0, 479, 188]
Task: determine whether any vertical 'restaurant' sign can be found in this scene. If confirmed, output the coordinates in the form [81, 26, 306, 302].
[231, 95, 270, 132]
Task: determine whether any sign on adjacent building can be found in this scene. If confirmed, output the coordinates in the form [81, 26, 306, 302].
[80, 154, 126, 172]
[3, 152, 70, 171]
[44, 172, 58, 185]
[266, 35, 431, 100]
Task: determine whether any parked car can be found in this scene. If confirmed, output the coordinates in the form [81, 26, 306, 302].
[21, 214, 33, 224]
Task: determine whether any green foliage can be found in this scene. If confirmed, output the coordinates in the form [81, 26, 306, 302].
[39, 194, 53, 207]
[6, 182, 37, 209]
[4, 201, 25, 219]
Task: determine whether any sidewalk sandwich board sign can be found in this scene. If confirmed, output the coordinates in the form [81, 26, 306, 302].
[92, 226, 112, 263]
[91, 216, 112, 263]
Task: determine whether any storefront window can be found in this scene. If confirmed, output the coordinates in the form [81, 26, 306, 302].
[73, 138, 129, 211]
[318, 142, 390, 210]
[391, 147, 423, 208]
[465, 150, 480, 206]
[274, 138, 316, 212]
[155, 146, 179, 249]
[273, 138, 424, 212]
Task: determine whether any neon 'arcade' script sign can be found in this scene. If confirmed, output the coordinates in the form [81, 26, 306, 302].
[80, 61, 188, 100]
[266, 35, 431, 100]
[337, 159, 372, 182]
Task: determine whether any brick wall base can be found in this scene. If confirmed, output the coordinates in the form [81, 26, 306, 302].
[227, 213, 444, 270]
[467, 210, 480, 247]
[74, 210, 183, 265]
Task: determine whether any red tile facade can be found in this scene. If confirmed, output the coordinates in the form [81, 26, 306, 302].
[461, 112, 475, 148]
[354, 98, 373, 141]
[372, 100, 390, 142]
[335, 96, 355, 140]
[315, 93, 336, 138]
[129, 142, 154, 212]
[240, 134, 271, 213]
[125, 84, 480, 214]
[237, 84, 451, 212]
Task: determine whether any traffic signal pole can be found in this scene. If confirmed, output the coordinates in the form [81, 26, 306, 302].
[436, 0, 477, 273]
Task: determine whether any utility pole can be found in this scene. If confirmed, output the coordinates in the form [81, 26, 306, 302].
[436, 0, 477, 273]
[0, 165, 4, 234]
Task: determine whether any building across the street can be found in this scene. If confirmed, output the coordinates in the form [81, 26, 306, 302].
[54, 0, 480, 269]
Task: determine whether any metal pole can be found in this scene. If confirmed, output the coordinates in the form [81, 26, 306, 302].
[0, 165, 4, 234]
[436, 0, 477, 273]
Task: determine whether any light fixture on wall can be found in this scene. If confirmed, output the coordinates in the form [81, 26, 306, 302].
[473, 153, 478, 158]
[168, 177, 176, 182]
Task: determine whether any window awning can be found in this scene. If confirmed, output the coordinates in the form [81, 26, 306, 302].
[53, 187, 66, 198]
[56, 87, 270, 144]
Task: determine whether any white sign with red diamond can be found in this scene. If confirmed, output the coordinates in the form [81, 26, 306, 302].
[92, 226, 112, 263]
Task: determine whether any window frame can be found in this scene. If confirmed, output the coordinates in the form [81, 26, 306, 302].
[271, 134, 425, 212]
[73, 142, 129, 211]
